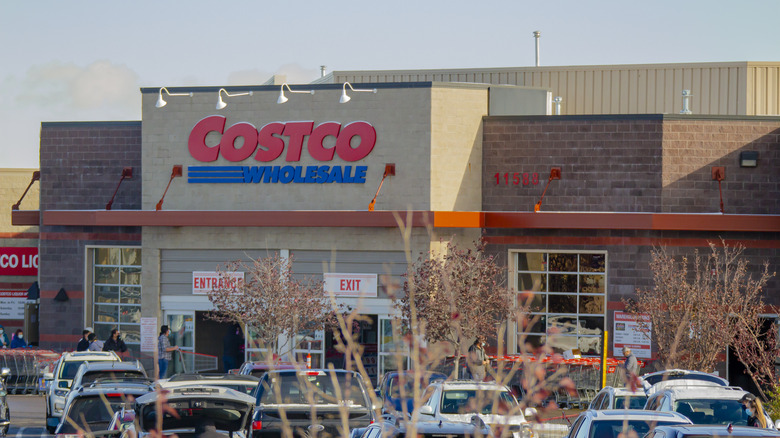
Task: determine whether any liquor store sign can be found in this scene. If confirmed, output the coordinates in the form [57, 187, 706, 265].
[187, 116, 377, 185]
[0, 247, 38, 276]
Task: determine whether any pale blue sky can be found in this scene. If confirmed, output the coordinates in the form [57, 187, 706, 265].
[2, 0, 778, 168]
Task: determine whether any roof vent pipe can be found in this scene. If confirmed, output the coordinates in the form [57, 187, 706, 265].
[680, 89, 693, 114]
[320, 65, 327, 78]
[533, 31, 541, 66]
[553, 97, 563, 115]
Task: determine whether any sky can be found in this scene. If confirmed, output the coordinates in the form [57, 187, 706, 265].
[1, 0, 779, 168]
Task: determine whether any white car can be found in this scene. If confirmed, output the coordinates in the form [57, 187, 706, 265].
[589, 386, 647, 410]
[644, 384, 774, 428]
[416, 380, 535, 438]
[565, 409, 692, 438]
[641, 369, 728, 394]
[44, 351, 121, 433]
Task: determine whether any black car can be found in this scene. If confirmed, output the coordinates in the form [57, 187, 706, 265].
[253, 369, 376, 438]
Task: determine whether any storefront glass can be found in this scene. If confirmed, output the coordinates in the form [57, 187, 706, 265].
[92, 247, 142, 357]
[514, 251, 606, 356]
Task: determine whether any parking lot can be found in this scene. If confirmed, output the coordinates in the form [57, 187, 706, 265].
[7, 395, 46, 437]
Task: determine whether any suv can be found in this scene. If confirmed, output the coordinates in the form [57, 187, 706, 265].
[162, 373, 261, 396]
[253, 369, 376, 438]
[641, 370, 728, 394]
[71, 361, 147, 391]
[416, 380, 534, 438]
[644, 385, 772, 427]
[44, 351, 121, 433]
[590, 386, 647, 410]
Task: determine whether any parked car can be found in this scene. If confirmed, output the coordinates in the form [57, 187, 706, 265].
[565, 409, 692, 438]
[416, 379, 535, 438]
[643, 384, 774, 428]
[589, 386, 647, 410]
[161, 373, 260, 396]
[70, 361, 147, 391]
[44, 351, 121, 433]
[253, 369, 376, 438]
[128, 385, 255, 438]
[375, 370, 447, 414]
[641, 370, 729, 394]
[644, 424, 780, 438]
[350, 414, 491, 438]
[0, 368, 10, 435]
[54, 380, 154, 437]
[237, 361, 297, 379]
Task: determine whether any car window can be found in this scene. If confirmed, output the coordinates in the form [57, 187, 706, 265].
[646, 395, 661, 410]
[567, 415, 586, 438]
[439, 389, 517, 415]
[258, 373, 367, 407]
[590, 394, 604, 410]
[673, 399, 746, 425]
[614, 395, 648, 409]
[60, 396, 132, 433]
[60, 360, 115, 380]
[643, 373, 725, 386]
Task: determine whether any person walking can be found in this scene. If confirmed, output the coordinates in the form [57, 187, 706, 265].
[467, 335, 489, 382]
[622, 346, 639, 383]
[87, 333, 103, 351]
[740, 393, 768, 428]
[102, 329, 128, 353]
[10, 329, 27, 348]
[158, 325, 179, 379]
[76, 328, 92, 351]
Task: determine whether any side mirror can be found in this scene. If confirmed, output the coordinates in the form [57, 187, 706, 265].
[0, 368, 9, 377]
[419, 405, 434, 415]
[58, 381, 69, 388]
[524, 407, 538, 418]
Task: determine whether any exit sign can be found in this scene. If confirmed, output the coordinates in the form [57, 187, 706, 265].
[324, 273, 377, 298]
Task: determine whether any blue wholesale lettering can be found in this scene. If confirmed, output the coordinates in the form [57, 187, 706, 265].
[188, 165, 367, 184]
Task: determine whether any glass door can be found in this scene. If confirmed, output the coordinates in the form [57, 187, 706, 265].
[166, 312, 195, 374]
[378, 317, 408, 377]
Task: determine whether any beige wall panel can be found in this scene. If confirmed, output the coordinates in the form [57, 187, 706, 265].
[429, 86, 487, 211]
[735, 67, 745, 115]
[700, 69, 711, 114]
[141, 87, 433, 212]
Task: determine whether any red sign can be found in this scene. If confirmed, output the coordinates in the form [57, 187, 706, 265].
[0, 247, 38, 276]
[188, 117, 377, 163]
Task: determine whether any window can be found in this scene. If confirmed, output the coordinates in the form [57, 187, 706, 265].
[514, 251, 606, 355]
[91, 247, 142, 358]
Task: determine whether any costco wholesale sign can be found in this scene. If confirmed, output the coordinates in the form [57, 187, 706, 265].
[187, 116, 377, 184]
[192, 271, 245, 295]
[0, 247, 38, 276]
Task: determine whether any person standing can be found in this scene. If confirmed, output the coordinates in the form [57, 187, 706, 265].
[87, 333, 103, 351]
[0, 325, 10, 348]
[76, 328, 92, 351]
[741, 393, 768, 428]
[10, 329, 27, 348]
[158, 325, 179, 379]
[222, 324, 244, 373]
[622, 346, 639, 383]
[467, 336, 489, 382]
[102, 329, 128, 353]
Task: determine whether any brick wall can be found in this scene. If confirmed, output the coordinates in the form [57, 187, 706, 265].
[39, 122, 142, 351]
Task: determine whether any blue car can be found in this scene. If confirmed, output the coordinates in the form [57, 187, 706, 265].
[376, 371, 447, 414]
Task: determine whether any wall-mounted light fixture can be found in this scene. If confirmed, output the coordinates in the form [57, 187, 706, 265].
[216, 88, 252, 110]
[368, 164, 396, 211]
[740, 151, 758, 167]
[156, 165, 183, 211]
[340, 82, 377, 103]
[534, 167, 562, 212]
[11, 170, 40, 211]
[105, 167, 133, 210]
[712, 166, 725, 214]
[277, 83, 314, 104]
[155, 87, 192, 108]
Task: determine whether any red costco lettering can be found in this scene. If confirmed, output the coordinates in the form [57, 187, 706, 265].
[188, 117, 376, 163]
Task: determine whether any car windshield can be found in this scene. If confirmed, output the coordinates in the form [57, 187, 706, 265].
[673, 399, 747, 425]
[615, 395, 648, 409]
[81, 371, 145, 386]
[59, 361, 103, 380]
[59, 395, 133, 433]
[589, 420, 687, 438]
[257, 373, 368, 407]
[439, 389, 518, 415]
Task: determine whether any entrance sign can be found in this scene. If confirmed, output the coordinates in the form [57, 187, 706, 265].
[0, 247, 38, 276]
[192, 271, 245, 295]
[324, 273, 377, 298]
[140, 317, 158, 352]
[0, 291, 26, 319]
[613, 311, 652, 359]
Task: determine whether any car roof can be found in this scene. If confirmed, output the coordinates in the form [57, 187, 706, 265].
[642, 369, 729, 386]
[135, 385, 256, 405]
[649, 424, 780, 437]
[585, 409, 692, 422]
[77, 361, 144, 372]
[165, 373, 260, 383]
[60, 351, 120, 361]
[65, 383, 154, 401]
[656, 385, 747, 399]
[598, 386, 645, 396]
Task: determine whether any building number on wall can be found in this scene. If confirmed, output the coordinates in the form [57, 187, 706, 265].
[494, 172, 540, 186]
